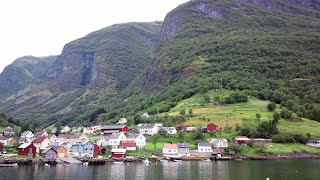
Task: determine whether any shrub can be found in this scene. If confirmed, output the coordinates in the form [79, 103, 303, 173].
[280, 110, 292, 119]
[267, 103, 276, 111]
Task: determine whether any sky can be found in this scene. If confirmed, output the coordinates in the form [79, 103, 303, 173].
[0, 0, 189, 73]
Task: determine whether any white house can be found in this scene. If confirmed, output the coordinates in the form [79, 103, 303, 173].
[21, 131, 34, 139]
[307, 140, 320, 147]
[127, 134, 146, 148]
[162, 144, 179, 157]
[163, 127, 177, 135]
[208, 138, 228, 148]
[141, 112, 149, 118]
[108, 133, 127, 148]
[61, 126, 71, 133]
[186, 127, 198, 132]
[137, 123, 163, 136]
[97, 136, 110, 147]
[198, 142, 212, 153]
[0, 136, 8, 146]
[32, 136, 52, 152]
[47, 134, 58, 145]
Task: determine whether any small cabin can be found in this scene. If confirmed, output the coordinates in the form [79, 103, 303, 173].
[18, 143, 36, 158]
[41, 147, 57, 160]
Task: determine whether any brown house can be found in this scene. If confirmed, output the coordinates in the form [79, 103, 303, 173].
[51, 146, 67, 158]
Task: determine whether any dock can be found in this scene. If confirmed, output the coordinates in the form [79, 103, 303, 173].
[57, 157, 82, 164]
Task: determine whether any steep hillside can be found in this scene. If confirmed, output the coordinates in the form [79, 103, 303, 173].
[0, 22, 162, 127]
[102, 0, 320, 124]
[0, 56, 56, 99]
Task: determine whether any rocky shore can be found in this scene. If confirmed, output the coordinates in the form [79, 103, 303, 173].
[241, 153, 320, 160]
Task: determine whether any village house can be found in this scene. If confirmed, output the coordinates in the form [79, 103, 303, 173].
[212, 148, 225, 158]
[251, 138, 272, 142]
[19, 137, 33, 144]
[176, 124, 188, 131]
[162, 144, 179, 157]
[120, 140, 136, 151]
[6, 138, 17, 146]
[47, 134, 58, 145]
[177, 143, 190, 156]
[202, 123, 219, 133]
[0, 136, 7, 146]
[72, 127, 83, 134]
[41, 147, 57, 160]
[198, 142, 212, 153]
[0, 143, 3, 152]
[71, 141, 95, 157]
[111, 148, 126, 158]
[127, 133, 146, 148]
[61, 126, 71, 133]
[52, 137, 68, 146]
[307, 140, 320, 147]
[141, 112, 149, 118]
[109, 133, 127, 148]
[93, 144, 101, 157]
[3, 131, 16, 137]
[234, 136, 251, 146]
[51, 128, 57, 134]
[100, 125, 129, 135]
[21, 130, 34, 139]
[208, 138, 228, 148]
[18, 143, 36, 158]
[34, 130, 48, 138]
[51, 146, 68, 158]
[83, 127, 95, 134]
[163, 127, 177, 135]
[186, 127, 198, 132]
[32, 136, 52, 152]
[97, 136, 110, 147]
[59, 134, 74, 142]
[137, 123, 163, 136]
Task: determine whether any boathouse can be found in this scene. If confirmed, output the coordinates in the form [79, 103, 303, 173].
[111, 148, 126, 158]
[18, 143, 36, 158]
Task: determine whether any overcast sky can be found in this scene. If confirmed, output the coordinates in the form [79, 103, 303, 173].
[0, 0, 189, 73]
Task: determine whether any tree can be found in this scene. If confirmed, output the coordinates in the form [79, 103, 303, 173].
[280, 110, 292, 119]
[179, 109, 186, 115]
[306, 132, 311, 139]
[159, 128, 168, 136]
[151, 134, 161, 149]
[273, 112, 281, 123]
[235, 124, 241, 132]
[178, 131, 186, 141]
[256, 113, 261, 120]
[188, 109, 193, 116]
[267, 103, 276, 111]
[204, 94, 210, 103]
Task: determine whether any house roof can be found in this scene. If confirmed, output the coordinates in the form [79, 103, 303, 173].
[213, 148, 225, 154]
[109, 133, 124, 139]
[101, 125, 127, 130]
[102, 130, 120, 134]
[47, 134, 56, 138]
[111, 148, 126, 153]
[21, 131, 33, 136]
[235, 136, 251, 141]
[18, 143, 32, 148]
[198, 142, 211, 147]
[32, 136, 48, 143]
[177, 143, 190, 148]
[51, 146, 66, 151]
[308, 140, 320, 143]
[163, 144, 178, 149]
[127, 133, 141, 139]
[208, 138, 228, 143]
[59, 134, 73, 139]
[42, 147, 56, 154]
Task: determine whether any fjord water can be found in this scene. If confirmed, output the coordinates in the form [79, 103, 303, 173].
[0, 160, 319, 180]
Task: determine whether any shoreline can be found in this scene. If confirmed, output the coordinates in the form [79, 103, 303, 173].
[1, 153, 320, 165]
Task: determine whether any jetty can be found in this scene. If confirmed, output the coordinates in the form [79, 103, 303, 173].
[57, 157, 82, 164]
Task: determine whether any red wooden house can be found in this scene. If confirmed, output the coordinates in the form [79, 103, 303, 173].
[93, 144, 100, 157]
[0, 143, 3, 152]
[176, 124, 188, 131]
[234, 136, 251, 146]
[120, 140, 136, 150]
[100, 125, 129, 135]
[18, 143, 36, 158]
[111, 148, 126, 158]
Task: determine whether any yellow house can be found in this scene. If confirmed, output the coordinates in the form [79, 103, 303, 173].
[52, 146, 68, 158]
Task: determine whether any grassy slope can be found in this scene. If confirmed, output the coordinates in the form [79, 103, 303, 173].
[163, 90, 320, 138]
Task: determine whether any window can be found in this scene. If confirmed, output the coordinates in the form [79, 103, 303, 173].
[86, 148, 87, 150]
[168, 150, 171, 152]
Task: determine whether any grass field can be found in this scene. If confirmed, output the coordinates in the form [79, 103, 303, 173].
[160, 90, 320, 138]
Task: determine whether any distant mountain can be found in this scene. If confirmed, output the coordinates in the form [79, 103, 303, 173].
[0, 22, 162, 127]
[103, 0, 320, 122]
[0, 56, 56, 99]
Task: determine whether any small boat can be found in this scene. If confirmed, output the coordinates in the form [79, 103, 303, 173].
[0, 163, 18, 167]
[160, 160, 168, 163]
[44, 163, 50, 167]
[113, 161, 124, 165]
[143, 159, 151, 164]
[83, 162, 89, 166]
[173, 159, 182, 162]
[202, 158, 211, 162]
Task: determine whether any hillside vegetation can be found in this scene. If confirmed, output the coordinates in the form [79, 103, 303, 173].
[99, 0, 320, 126]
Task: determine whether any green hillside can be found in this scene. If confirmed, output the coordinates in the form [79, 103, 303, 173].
[99, 0, 320, 126]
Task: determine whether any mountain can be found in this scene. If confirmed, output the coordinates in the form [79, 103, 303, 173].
[0, 22, 162, 127]
[102, 0, 320, 123]
[0, 56, 57, 99]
